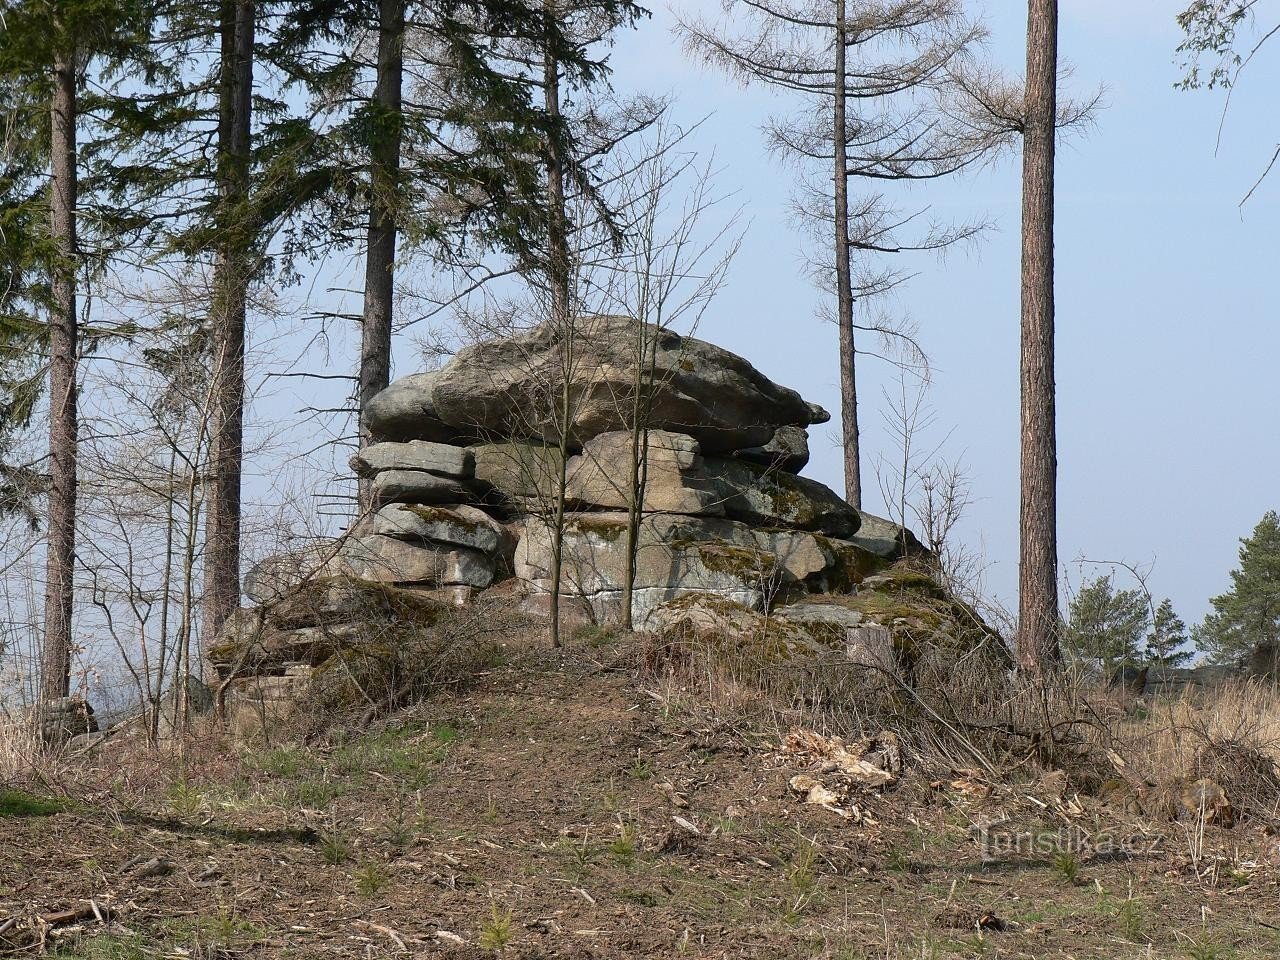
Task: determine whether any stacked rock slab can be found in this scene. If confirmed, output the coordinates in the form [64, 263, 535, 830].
[219, 316, 927, 683]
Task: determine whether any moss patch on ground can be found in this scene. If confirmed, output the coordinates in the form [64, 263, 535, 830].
[0, 789, 68, 819]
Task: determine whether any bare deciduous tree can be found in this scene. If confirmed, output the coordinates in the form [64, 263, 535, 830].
[679, 0, 992, 510]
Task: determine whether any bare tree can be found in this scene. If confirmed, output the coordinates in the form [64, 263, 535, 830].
[679, 0, 992, 509]
[1018, 0, 1061, 674]
[590, 125, 741, 630]
[1177, 1, 1280, 204]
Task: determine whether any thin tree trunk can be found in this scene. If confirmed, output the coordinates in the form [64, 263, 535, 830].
[357, 0, 405, 512]
[833, 0, 860, 511]
[543, 1, 572, 649]
[203, 0, 255, 646]
[40, 40, 79, 705]
[1018, 0, 1060, 673]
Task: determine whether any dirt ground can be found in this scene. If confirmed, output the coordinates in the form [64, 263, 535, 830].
[4, 641, 1280, 959]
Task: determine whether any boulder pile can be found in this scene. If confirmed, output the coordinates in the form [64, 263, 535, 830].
[213, 316, 1000, 706]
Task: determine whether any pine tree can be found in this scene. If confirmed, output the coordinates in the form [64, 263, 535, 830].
[1146, 598, 1192, 668]
[1063, 574, 1149, 676]
[1018, 0, 1061, 673]
[1196, 511, 1280, 665]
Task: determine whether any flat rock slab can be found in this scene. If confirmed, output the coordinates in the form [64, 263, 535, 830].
[371, 503, 506, 555]
[733, 424, 810, 474]
[372, 469, 476, 506]
[429, 315, 829, 453]
[703, 459, 861, 538]
[353, 440, 474, 480]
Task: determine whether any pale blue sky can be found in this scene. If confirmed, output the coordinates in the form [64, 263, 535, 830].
[589, 0, 1279, 624]
[254, 0, 1277, 630]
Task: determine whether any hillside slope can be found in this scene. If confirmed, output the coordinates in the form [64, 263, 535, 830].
[4, 642, 1279, 959]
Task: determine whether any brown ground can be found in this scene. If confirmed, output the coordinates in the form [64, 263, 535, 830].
[3, 640, 1280, 959]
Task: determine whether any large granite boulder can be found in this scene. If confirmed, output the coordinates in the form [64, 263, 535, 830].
[364, 371, 461, 443]
[850, 513, 926, 559]
[566, 430, 723, 516]
[428, 316, 829, 453]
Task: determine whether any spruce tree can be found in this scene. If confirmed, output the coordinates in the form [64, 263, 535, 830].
[0, 0, 154, 702]
[1063, 574, 1149, 676]
[1196, 511, 1280, 665]
[1146, 598, 1192, 668]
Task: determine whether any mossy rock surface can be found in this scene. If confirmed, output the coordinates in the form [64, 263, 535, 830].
[647, 592, 826, 665]
[824, 563, 1011, 667]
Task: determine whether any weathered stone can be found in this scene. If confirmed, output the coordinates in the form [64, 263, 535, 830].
[429, 316, 827, 453]
[337, 535, 495, 588]
[244, 541, 338, 603]
[850, 513, 926, 560]
[703, 459, 860, 538]
[845, 624, 897, 672]
[225, 673, 311, 744]
[371, 469, 475, 506]
[371, 503, 506, 555]
[734, 425, 810, 473]
[210, 618, 368, 671]
[352, 440, 474, 480]
[470, 441, 565, 502]
[263, 577, 394, 629]
[364, 371, 461, 443]
[566, 431, 723, 516]
[514, 512, 838, 624]
[644, 594, 830, 660]
[775, 600, 866, 632]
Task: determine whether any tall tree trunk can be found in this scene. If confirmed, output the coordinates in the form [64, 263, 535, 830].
[543, 2, 572, 649]
[1018, 0, 1060, 673]
[833, 0, 860, 511]
[357, 0, 405, 513]
[203, 0, 255, 646]
[40, 41, 79, 704]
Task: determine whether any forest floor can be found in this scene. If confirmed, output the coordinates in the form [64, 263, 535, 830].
[3, 636, 1280, 959]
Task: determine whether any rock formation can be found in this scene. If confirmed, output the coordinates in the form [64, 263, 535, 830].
[212, 317, 1001, 726]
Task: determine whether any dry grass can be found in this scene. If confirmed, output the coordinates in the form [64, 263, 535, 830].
[1110, 679, 1280, 822]
[641, 631, 1280, 825]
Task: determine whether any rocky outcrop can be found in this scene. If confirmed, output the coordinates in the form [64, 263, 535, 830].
[36, 695, 98, 747]
[223, 317, 974, 707]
